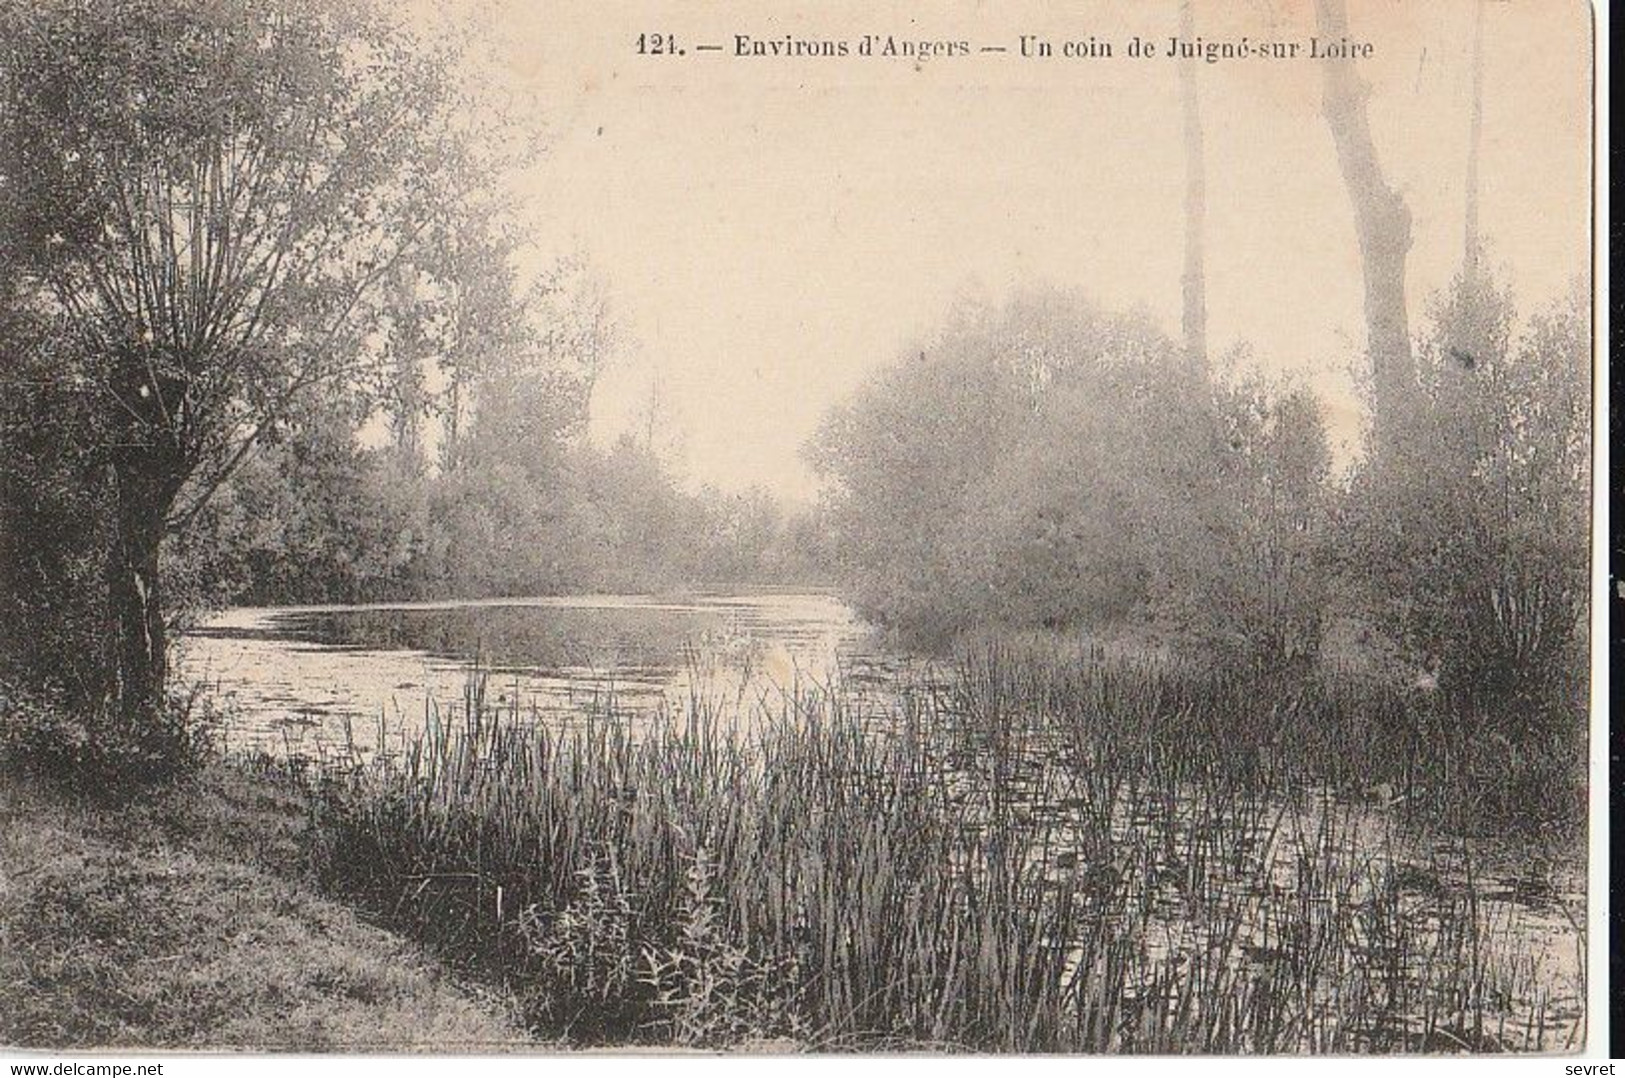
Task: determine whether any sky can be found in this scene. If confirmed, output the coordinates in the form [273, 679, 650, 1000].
[451, 0, 1592, 502]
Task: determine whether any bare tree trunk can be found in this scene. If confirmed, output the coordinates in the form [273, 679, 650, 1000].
[1315, 0, 1413, 422]
[391, 261, 425, 467]
[1179, 0, 1208, 368]
[443, 371, 462, 465]
[1462, 0, 1486, 292]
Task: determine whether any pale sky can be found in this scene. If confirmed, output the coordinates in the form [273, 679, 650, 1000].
[459, 0, 1591, 501]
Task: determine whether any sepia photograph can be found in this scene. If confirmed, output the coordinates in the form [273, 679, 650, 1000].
[0, 0, 1604, 1062]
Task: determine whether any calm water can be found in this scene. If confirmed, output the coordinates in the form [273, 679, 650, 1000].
[176, 590, 898, 756]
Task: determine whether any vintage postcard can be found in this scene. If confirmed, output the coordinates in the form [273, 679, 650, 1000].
[0, 0, 1602, 1063]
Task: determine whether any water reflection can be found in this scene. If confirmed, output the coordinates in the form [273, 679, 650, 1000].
[177, 591, 887, 756]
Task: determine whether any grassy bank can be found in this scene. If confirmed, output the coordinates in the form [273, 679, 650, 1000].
[289, 648, 1586, 1053]
[0, 762, 526, 1051]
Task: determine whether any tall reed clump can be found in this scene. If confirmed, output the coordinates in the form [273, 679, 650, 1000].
[304, 677, 1086, 1049]
[289, 649, 1581, 1052]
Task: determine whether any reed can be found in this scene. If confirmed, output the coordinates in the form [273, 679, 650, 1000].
[283, 646, 1581, 1051]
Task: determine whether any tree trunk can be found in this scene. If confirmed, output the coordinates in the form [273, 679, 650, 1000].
[1315, 0, 1413, 425]
[1462, 0, 1486, 293]
[106, 459, 172, 731]
[104, 350, 189, 737]
[391, 260, 425, 469]
[1179, 0, 1208, 368]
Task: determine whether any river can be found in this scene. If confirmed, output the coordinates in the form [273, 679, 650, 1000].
[175, 589, 898, 756]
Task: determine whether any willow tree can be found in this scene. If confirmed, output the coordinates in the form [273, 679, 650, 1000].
[0, 0, 512, 740]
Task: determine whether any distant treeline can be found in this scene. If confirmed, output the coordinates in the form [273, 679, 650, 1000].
[807, 282, 1589, 721]
[166, 415, 834, 609]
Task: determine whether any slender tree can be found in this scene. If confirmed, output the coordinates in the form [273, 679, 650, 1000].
[1179, 0, 1208, 368]
[1462, 0, 1487, 295]
[1315, 0, 1414, 427]
[387, 261, 428, 470]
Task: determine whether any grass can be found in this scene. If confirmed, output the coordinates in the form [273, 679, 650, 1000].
[286, 645, 1586, 1053]
[0, 762, 527, 1051]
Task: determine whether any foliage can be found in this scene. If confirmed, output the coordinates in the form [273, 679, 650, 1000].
[0, 301, 113, 706]
[168, 428, 832, 605]
[0, 0, 489, 513]
[0, 680, 212, 795]
[809, 290, 1333, 667]
[1340, 277, 1589, 723]
[640, 849, 807, 1048]
[808, 295, 1046, 639]
[515, 852, 644, 1040]
[811, 276, 1587, 720]
[150, 242, 830, 605]
[169, 393, 436, 606]
[1149, 373, 1333, 668]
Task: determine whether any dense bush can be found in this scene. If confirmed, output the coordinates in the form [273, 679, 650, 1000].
[0, 682, 213, 794]
[0, 303, 115, 708]
[172, 423, 833, 607]
[809, 290, 1334, 669]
